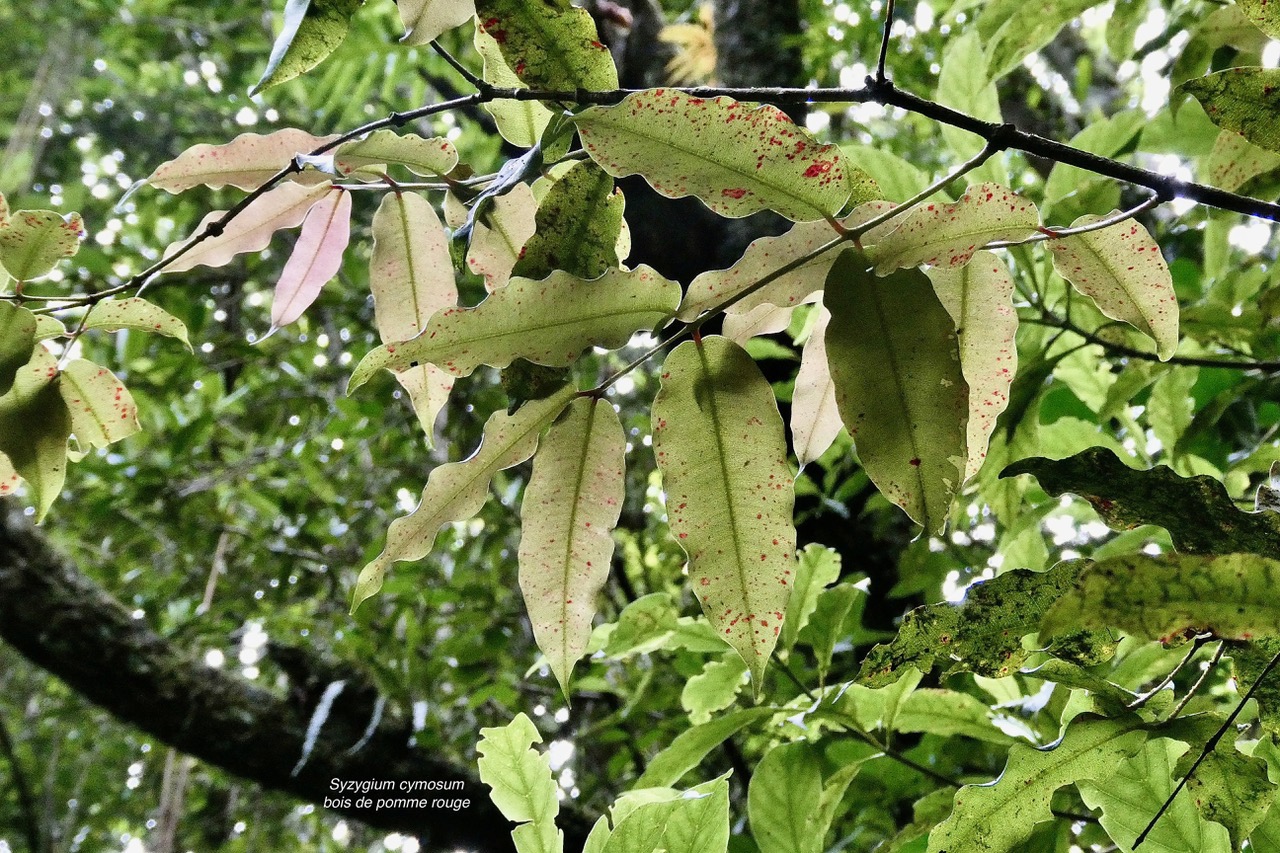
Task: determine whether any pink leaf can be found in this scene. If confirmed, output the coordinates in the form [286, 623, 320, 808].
[270, 189, 352, 331]
[147, 129, 340, 193]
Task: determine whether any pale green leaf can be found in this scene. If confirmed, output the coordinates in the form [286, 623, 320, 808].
[812, 761, 866, 849]
[634, 707, 778, 788]
[582, 817, 611, 853]
[477, 713, 562, 853]
[511, 161, 624, 280]
[927, 250, 1018, 480]
[781, 544, 841, 651]
[749, 742, 822, 853]
[146, 129, 339, 193]
[0, 450, 16, 498]
[1179, 68, 1280, 154]
[1204, 130, 1280, 192]
[797, 584, 862, 681]
[468, 182, 538, 292]
[603, 593, 678, 658]
[1181, 742, 1273, 848]
[837, 668, 923, 733]
[0, 303, 37, 397]
[936, 31, 1007, 185]
[824, 251, 968, 533]
[397, 0, 474, 45]
[722, 304, 795, 345]
[603, 777, 730, 853]
[270, 187, 351, 331]
[893, 689, 1016, 745]
[1048, 214, 1179, 360]
[32, 315, 65, 342]
[82, 298, 192, 350]
[0, 346, 70, 521]
[0, 191, 8, 229]
[978, 0, 1108, 81]
[0, 210, 83, 282]
[333, 130, 458, 177]
[475, 27, 553, 148]
[474, 0, 617, 91]
[681, 654, 748, 724]
[1240, 0, 1280, 40]
[251, 0, 362, 95]
[351, 385, 575, 610]
[519, 397, 625, 694]
[58, 360, 139, 450]
[576, 90, 876, 222]
[348, 266, 679, 390]
[651, 337, 797, 685]
[838, 144, 932, 202]
[928, 715, 1150, 853]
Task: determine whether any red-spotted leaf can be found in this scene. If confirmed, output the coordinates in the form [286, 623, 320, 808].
[468, 182, 538, 292]
[1179, 68, 1280, 153]
[82, 298, 192, 350]
[348, 266, 680, 390]
[251, 0, 363, 95]
[927, 250, 1017, 480]
[576, 90, 877, 222]
[651, 336, 797, 686]
[269, 188, 351, 331]
[1048, 214, 1179, 360]
[58, 360, 139, 450]
[866, 182, 1039, 273]
[0, 345, 70, 522]
[352, 385, 576, 610]
[0, 303, 37, 397]
[333, 130, 458, 177]
[146, 129, 339, 193]
[824, 251, 968, 533]
[397, 0, 474, 45]
[369, 191, 458, 441]
[0, 210, 84, 282]
[722, 304, 794, 344]
[0, 451, 17, 498]
[32, 316, 65, 342]
[0, 191, 9, 229]
[475, 26, 553, 148]
[474, 0, 618, 92]
[1205, 130, 1280, 192]
[791, 305, 842, 468]
[161, 181, 333, 274]
[519, 397, 625, 693]
[511, 161, 624, 281]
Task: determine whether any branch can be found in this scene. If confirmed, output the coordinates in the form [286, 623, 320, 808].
[0, 707, 44, 853]
[1027, 313, 1280, 371]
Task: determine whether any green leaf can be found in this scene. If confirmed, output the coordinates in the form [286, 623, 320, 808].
[1179, 68, 1280, 154]
[935, 31, 1007, 186]
[145, 129, 339, 192]
[856, 561, 1091, 687]
[0, 345, 70, 522]
[634, 707, 778, 789]
[812, 760, 867, 850]
[511, 161, 624, 280]
[477, 713, 563, 853]
[824, 251, 968, 533]
[333, 130, 458, 177]
[748, 742, 822, 853]
[1179, 742, 1273, 848]
[838, 144, 932, 203]
[1240, 0, 1280, 40]
[781, 544, 841, 651]
[0, 303, 37, 397]
[928, 715, 1150, 853]
[0, 210, 83, 282]
[82, 298, 192, 351]
[348, 265, 679, 390]
[351, 385, 575, 610]
[58, 360, 139, 450]
[468, 182, 538, 292]
[397, 0, 474, 45]
[1048, 215, 1179, 360]
[576, 90, 876, 222]
[519, 397, 625, 694]
[798, 583, 863, 682]
[790, 306, 842, 468]
[474, 0, 618, 92]
[1231, 639, 1280, 738]
[602, 777, 730, 853]
[681, 654, 748, 724]
[927, 250, 1018, 480]
[1043, 111, 1145, 215]
[250, 0, 363, 96]
[1204, 130, 1280, 193]
[603, 593, 679, 658]
[651, 337, 797, 685]
[475, 26, 554, 147]
[978, 0, 1108, 81]
[893, 689, 1016, 745]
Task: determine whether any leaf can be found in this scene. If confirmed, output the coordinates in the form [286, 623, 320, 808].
[749, 742, 822, 853]
[161, 181, 333, 274]
[977, 0, 1108, 81]
[603, 593, 679, 658]
[576, 90, 877, 222]
[0, 303, 37, 397]
[781, 544, 841, 651]
[856, 561, 1092, 687]
[927, 250, 1018, 480]
[251, 0, 363, 96]
[0, 210, 84, 282]
[790, 306, 842, 468]
[893, 689, 1016, 745]
[681, 654, 748, 724]
[350, 385, 575, 610]
[935, 31, 1007, 186]
[31, 316, 64, 343]
[474, 0, 618, 92]
[0, 191, 8, 228]
[1240, 0, 1280, 42]
[476, 713, 562, 853]
[927, 714, 1150, 853]
[1048, 215, 1179, 360]
[634, 707, 778, 789]
[0, 346, 71, 522]
[866, 182, 1039, 274]
[475, 27, 554, 148]
[722, 304, 794, 345]
[824, 251, 968, 533]
[651, 337, 797, 685]
[468, 182, 538, 291]
[58, 360, 139, 450]
[798, 584, 863, 682]
[603, 777, 730, 853]
[1179, 68, 1280, 154]
[511, 161, 624, 281]
[519, 397, 625, 694]
[1041, 552, 1280, 642]
[269, 188, 351, 331]
[82, 298, 192, 350]
[1043, 111, 1146, 212]
[348, 266, 680, 389]
[397, 0, 474, 45]
[146, 129, 339, 193]
[1180, 742, 1274, 848]
[1205, 130, 1280, 192]
[333, 130, 458, 177]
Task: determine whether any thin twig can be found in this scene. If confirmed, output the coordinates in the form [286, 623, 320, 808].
[1126, 635, 1212, 710]
[1026, 314, 1280, 371]
[1167, 641, 1226, 720]
[985, 195, 1162, 249]
[876, 0, 897, 83]
[430, 40, 486, 89]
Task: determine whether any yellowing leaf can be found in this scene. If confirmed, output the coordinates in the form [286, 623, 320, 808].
[468, 182, 538, 292]
[82, 297, 192, 350]
[1205, 130, 1280, 192]
[519, 397, 625, 693]
[576, 90, 876, 222]
[0, 191, 9, 229]
[824, 251, 968, 534]
[512, 161, 624, 281]
[58, 360, 139, 450]
[1179, 68, 1280, 153]
[32, 315, 65, 342]
[651, 337, 796, 685]
[1048, 214, 1179, 360]
[0, 450, 17, 497]
[161, 181, 333, 274]
[0, 303, 37, 397]
[0, 210, 84, 282]
[791, 306, 842, 468]
[866, 182, 1039, 273]
[474, 0, 618, 92]
[927, 250, 1017, 480]
[475, 27, 553, 148]
[333, 130, 459, 177]
[349, 266, 680, 390]
[397, 0, 474, 45]
[270, 188, 352, 331]
[146, 129, 339, 193]
[0, 345, 70, 521]
[251, 0, 362, 95]
[352, 386, 575, 610]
